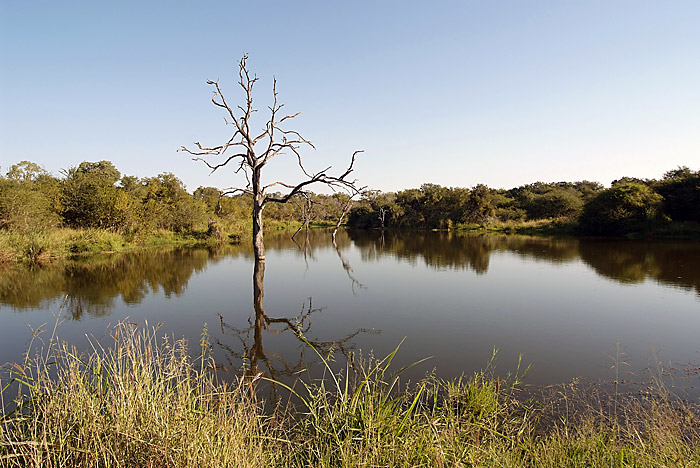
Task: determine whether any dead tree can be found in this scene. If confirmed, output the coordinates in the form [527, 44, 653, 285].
[180, 55, 362, 261]
[291, 191, 315, 241]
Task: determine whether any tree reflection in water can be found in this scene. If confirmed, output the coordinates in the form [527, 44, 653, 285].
[2, 232, 698, 318]
[346, 229, 700, 296]
[215, 258, 376, 399]
[0, 247, 220, 317]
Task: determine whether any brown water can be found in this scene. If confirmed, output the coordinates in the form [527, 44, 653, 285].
[1, 229, 699, 392]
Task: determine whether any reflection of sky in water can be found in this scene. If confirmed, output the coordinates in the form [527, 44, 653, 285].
[1, 232, 699, 393]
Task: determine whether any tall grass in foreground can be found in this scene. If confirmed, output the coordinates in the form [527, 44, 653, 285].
[1, 323, 270, 467]
[2, 322, 699, 467]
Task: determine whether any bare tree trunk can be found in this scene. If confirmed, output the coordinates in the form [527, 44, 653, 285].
[253, 169, 265, 261]
[253, 198, 265, 261]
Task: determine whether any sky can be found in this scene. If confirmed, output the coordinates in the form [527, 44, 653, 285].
[1, 1, 699, 193]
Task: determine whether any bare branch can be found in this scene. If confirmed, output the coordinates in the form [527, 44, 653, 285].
[191, 153, 247, 174]
[220, 187, 254, 197]
[180, 54, 363, 260]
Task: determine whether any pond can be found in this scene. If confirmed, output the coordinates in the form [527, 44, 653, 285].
[1, 229, 699, 394]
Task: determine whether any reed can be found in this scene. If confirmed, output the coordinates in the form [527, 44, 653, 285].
[1, 322, 271, 467]
[2, 322, 698, 467]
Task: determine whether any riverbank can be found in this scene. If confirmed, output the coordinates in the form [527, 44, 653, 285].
[455, 219, 700, 239]
[0, 228, 217, 265]
[0, 220, 302, 265]
[4, 218, 699, 266]
[2, 323, 698, 467]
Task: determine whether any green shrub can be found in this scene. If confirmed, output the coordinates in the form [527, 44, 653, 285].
[579, 183, 664, 235]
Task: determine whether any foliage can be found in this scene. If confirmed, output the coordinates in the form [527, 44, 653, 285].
[60, 160, 123, 228]
[2, 159, 699, 246]
[0, 178, 61, 232]
[5, 161, 49, 183]
[522, 187, 583, 220]
[579, 183, 664, 235]
[655, 166, 700, 222]
[464, 184, 495, 224]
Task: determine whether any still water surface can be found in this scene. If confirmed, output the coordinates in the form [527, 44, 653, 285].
[1, 230, 699, 390]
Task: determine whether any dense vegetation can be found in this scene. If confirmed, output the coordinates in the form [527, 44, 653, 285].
[0, 160, 351, 263]
[1, 160, 699, 264]
[0, 160, 356, 234]
[2, 323, 698, 467]
[347, 167, 700, 237]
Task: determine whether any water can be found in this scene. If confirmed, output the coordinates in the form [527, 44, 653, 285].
[1, 229, 699, 393]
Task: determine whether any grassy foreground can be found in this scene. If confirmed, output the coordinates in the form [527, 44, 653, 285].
[2, 324, 698, 467]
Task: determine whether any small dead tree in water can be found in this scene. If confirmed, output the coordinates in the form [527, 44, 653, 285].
[180, 54, 362, 261]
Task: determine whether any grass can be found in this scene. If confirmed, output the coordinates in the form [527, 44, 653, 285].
[0, 218, 306, 266]
[456, 218, 700, 239]
[1, 321, 272, 467]
[0, 227, 235, 266]
[2, 322, 699, 467]
[456, 218, 577, 236]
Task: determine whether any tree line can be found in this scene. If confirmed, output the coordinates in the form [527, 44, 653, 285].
[346, 166, 700, 236]
[0, 160, 352, 237]
[2, 160, 698, 238]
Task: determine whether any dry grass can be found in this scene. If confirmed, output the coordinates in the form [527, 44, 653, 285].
[1, 322, 272, 467]
[2, 322, 699, 467]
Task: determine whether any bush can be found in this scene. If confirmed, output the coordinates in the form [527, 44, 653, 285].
[579, 183, 663, 235]
[655, 167, 700, 222]
[0, 180, 61, 232]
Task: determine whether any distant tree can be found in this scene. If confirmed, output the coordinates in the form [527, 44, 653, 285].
[61, 160, 122, 228]
[180, 55, 362, 261]
[0, 173, 60, 231]
[363, 190, 400, 228]
[193, 186, 222, 214]
[346, 206, 375, 229]
[655, 166, 700, 222]
[611, 176, 652, 187]
[5, 161, 49, 183]
[142, 173, 208, 232]
[573, 180, 603, 202]
[419, 184, 451, 228]
[491, 189, 525, 222]
[523, 188, 583, 220]
[394, 188, 425, 227]
[579, 183, 663, 235]
[662, 166, 694, 180]
[464, 184, 495, 224]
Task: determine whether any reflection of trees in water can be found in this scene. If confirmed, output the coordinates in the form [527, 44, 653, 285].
[488, 235, 580, 264]
[332, 232, 365, 294]
[0, 265, 66, 309]
[215, 259, 376, 398]
[3, 230, 697, 323]
[0, 247, 233, 318]
[0, 230, 353, 320]
[346, 230, 700, 295]
[348, 230, 493, 273]
[347, 230, 580, 273]
[579, 240, 700, 295]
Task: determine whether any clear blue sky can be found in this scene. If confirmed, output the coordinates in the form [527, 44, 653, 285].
[2, 1, 699, 193]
